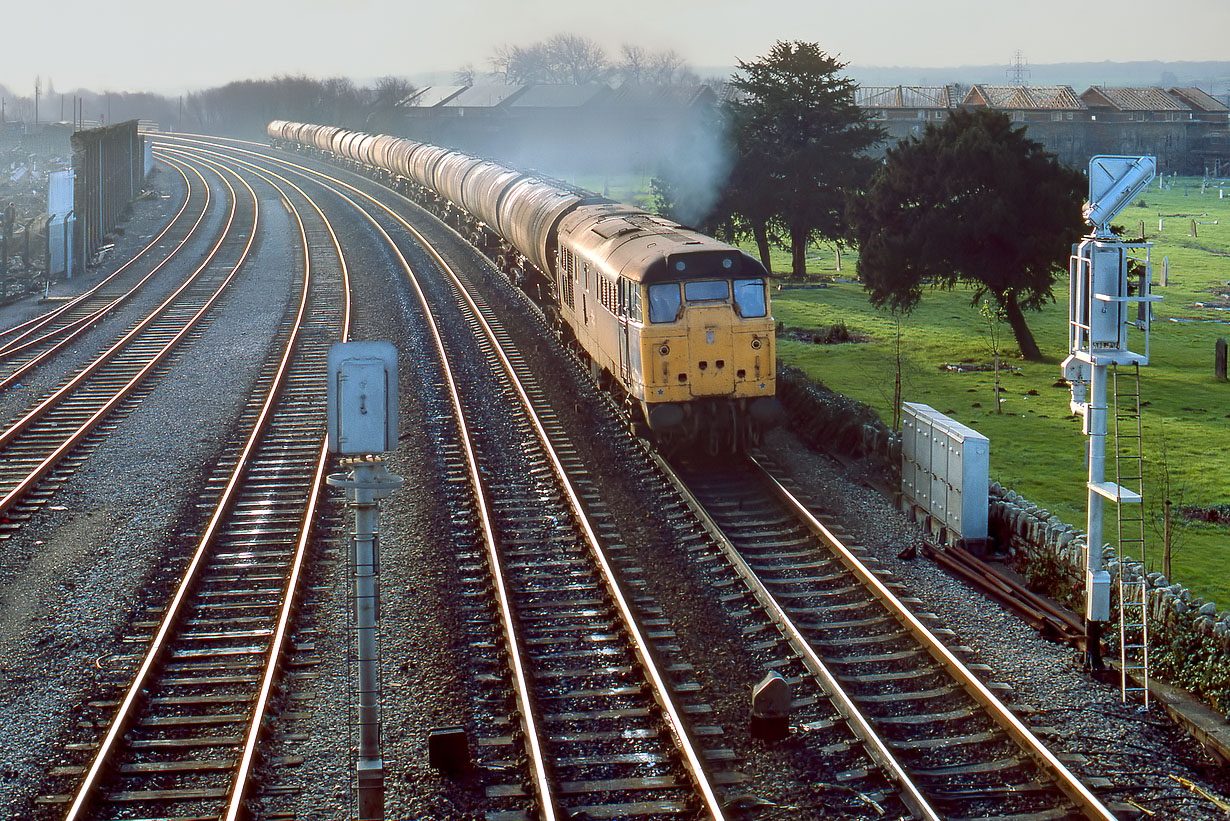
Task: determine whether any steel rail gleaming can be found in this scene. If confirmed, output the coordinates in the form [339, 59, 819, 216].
[169, 133, 729, 818]
[63, 146, 350, 821]
[0, 154, 255, 519]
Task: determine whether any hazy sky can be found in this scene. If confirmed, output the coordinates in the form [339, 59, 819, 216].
[4, 0, 1227, 94]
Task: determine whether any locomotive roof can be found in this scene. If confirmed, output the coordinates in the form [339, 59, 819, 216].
[560, 205, 767, 285]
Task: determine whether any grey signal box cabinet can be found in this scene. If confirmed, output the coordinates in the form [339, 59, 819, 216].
[901, 402, 989, 543]
[327, 341, 399, 456]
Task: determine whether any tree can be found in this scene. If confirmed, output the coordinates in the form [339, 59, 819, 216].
[979, 299, 1006, 413]
[491, 35, 608, 85]
[718, 133, 779, 272]
[547, 34, 608, 85]
[850, 108, 1087, 361]
[491, 43, 552, 84]
[618, 45, 649, 86]
[725, 41, 883, 276]
[1147, 423, 1191, 579]
[618, 45, 698, 87]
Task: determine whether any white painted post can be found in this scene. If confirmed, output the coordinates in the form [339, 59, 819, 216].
[1084, 362, 1110, 668]
[328, 460, 403, 820]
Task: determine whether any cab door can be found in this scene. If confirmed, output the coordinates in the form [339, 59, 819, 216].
[617, 279, 631, 383]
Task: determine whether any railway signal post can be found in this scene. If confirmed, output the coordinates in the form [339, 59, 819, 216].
[1061, 156, 1158, 678]
[326, 341, 403, 821]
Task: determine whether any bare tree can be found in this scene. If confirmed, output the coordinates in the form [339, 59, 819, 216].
[492, 35, 609, 85]
[619, 45, 648, 86]
[1147, 423, 1190, 578]
[454, 65, 476, 87]
[619, 45, 698, 86]
[491, 43, 553, 84]
[979, 299, 1006, 413]
[546, 34, 608, 84]
[370, 76, 415, 109]
[646, 49, 694, 85]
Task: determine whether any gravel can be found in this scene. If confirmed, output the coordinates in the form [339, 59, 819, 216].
[0, 158, 298, 819]
[4, 143, 1228, 821]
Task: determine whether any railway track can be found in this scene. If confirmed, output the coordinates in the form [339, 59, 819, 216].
[663, 451, 1122, 820]
[41, 151, 350, 819]
[148, 135, 1135, 818]
[0, 156, 206, 391]
[145, 135, 737, 816]
[0, 153, 253, 534]
[308, 156, 734, 816]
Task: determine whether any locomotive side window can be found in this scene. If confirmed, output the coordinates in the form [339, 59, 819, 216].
[684, 280, 729, 303]
[560, 248, 575, 309]
[733, 278, 767, 317]
[648, 283, 681, 323]
[629, 283, 643, 322]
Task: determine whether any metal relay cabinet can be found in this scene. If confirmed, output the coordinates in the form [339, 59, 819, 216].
[901, 402, 989, 544]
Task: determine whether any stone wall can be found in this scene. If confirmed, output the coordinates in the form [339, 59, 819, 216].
[777, 364, 1230, 713]
[989, 482, 1230, 714]
[777, 365, 900, 474]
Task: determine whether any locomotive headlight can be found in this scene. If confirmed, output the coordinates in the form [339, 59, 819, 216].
[659, 344, 670, 356]
[751, 337, 762, 350]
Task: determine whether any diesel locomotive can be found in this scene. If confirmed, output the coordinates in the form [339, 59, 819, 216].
[268, 120, 781, 451]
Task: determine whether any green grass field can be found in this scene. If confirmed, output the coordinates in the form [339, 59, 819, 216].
[768, 176, 1230, 608]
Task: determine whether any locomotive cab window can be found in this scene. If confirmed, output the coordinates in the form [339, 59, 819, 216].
[684, 280, 729, 303]
[648, 283, 681, 323]
[733, 278, 767, 318]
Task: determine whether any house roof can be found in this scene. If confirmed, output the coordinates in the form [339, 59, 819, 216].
[1168, 87, 1229, 113]
[442, 84, 528, 108]
[857, 86, 955, 109]
[508, 84, 609, 108]
[965, 85, 1087, 110]
[607, 84, 717, 109]
[1081, 86, 1189, 111]
[405, 86, 468, 108]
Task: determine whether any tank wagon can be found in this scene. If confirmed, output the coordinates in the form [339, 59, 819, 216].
[269, 120, 781, 451]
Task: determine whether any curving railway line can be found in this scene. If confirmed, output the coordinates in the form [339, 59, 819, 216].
[41, 148, 350, 819]
[180, 135, 734, 817]
[0, 157, 208, 392]
[4, 132, 1225, 820]
[0, 153, 255, 531]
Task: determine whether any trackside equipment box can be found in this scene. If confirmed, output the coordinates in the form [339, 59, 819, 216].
[901, 402, 989, 543]
[327, 341, 398, 455]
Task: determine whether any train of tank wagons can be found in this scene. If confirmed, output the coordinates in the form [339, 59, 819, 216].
[268, 120, 782, 452]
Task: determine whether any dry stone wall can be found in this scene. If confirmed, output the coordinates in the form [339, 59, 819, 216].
[778, 364, 1230, 714]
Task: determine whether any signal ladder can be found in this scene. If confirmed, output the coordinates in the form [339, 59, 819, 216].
[1112, 363, 1149, 706]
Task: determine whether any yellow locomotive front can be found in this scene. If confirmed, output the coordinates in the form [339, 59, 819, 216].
[632, 251, 780, 449]
[555, 201, 782, 451]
